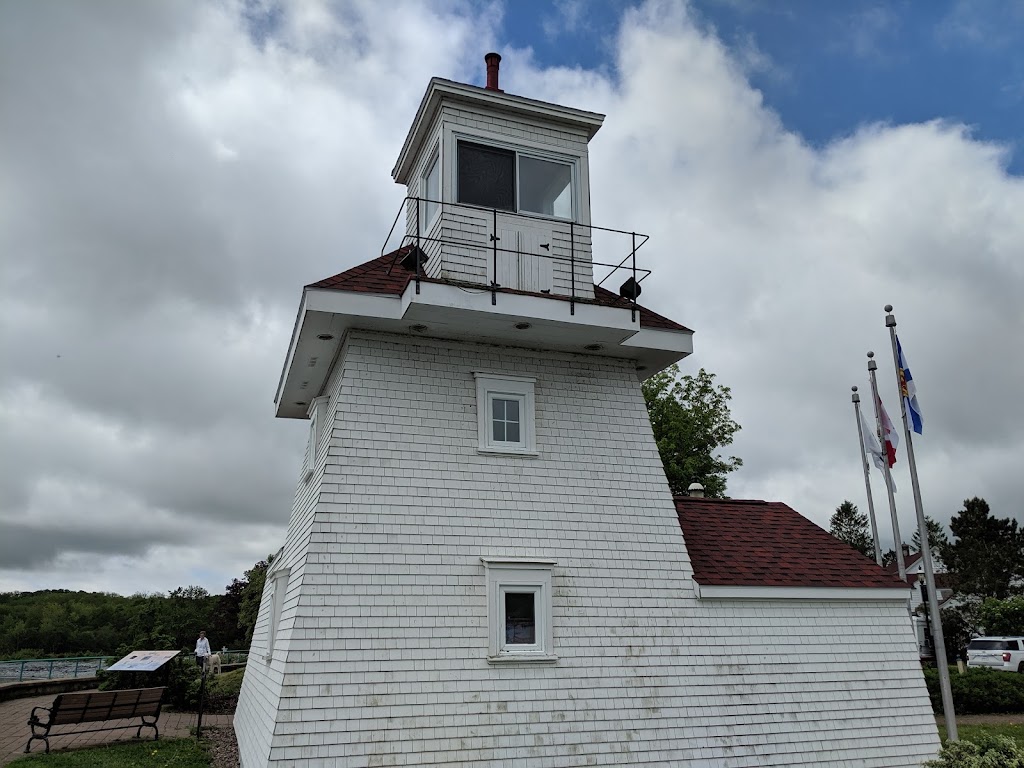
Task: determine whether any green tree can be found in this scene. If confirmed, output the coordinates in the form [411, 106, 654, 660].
[641, 365, 742, 498]
[912, 516, 949, 567]
[238, 556, 274, 644]
[829, 501, 873, 558]
[978, 595, 1024, 637]
[881, 548, 898, 569]
[944, 497, 1023, 599]
[936, 602, 979, 662]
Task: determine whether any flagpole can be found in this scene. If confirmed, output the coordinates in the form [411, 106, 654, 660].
[868, 352, 905, 580]
[885, 304, 957, 742]
[851, 387, 883, 565]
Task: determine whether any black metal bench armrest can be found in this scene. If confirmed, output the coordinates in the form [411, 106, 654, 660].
[28, 706, 52, 726]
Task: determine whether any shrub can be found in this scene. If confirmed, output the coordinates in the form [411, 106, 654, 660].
[924, 667, 1024, 714]
[203, 667, 245, 713]
[925, 734, 1024, 767]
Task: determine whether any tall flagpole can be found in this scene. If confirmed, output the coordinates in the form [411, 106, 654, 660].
[868, 352, 905, 580]
[851, 386, 883, 565]
[885, 304, 957, 742]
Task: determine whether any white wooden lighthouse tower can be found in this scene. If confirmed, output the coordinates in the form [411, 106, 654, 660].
[235, 55, 940, 767]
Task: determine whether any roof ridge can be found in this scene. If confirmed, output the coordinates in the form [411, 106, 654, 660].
[673, 496, 769, 505]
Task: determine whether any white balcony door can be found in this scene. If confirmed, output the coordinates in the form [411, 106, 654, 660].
[487, 223, 553, 293]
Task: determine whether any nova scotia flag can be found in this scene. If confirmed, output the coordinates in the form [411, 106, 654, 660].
[896, 335, 923, 434]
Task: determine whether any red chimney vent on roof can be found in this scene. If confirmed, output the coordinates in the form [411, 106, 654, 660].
[485, 52, 502, 92]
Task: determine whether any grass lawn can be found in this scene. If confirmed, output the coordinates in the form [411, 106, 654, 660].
[10, 738, 210, 767]
[939, 722, 1024, 747]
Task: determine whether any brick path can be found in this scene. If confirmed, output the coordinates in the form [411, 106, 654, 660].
[0, 688, 232, 765]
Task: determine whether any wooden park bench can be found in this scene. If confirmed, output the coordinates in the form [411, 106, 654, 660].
[25, 687, 166, 754]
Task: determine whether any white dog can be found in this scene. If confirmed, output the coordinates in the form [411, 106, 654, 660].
[207, 653, 221, 675]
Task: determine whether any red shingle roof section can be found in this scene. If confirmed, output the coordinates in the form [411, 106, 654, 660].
[675, 497, 908, 589]
[306, 251, 691, 333]
[306, 249, 417, 295]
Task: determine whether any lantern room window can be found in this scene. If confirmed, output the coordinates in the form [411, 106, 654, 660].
[457, 141, 574, 220]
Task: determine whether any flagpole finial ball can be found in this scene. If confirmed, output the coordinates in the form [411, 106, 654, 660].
[884, 304, 893, 312]
[867, 351, 874, 358]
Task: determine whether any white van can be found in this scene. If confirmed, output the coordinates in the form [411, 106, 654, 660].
[966, 637, 1024, 673]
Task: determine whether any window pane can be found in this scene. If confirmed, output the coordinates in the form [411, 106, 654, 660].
[458, 142, 515, 211]
[423, 155, 440, 223]
[491, 397, 521, 444]
[519, 156, 572, 218]
[505, 592, 536, 644]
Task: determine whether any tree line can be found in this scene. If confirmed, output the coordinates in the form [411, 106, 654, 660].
[0, 559, 271, 659]
[830, 496, 1024, 653]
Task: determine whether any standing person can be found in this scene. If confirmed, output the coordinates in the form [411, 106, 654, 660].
[195, 630, 211, 668]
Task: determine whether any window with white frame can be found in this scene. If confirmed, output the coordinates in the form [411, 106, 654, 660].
[265, 566, 290, 661]
[421, 150, 440, 226]
[481, 558, 555, 663]
[457, 140, 575, 220]
[473, 373, 536, 454]
[303, 396, 330, 481]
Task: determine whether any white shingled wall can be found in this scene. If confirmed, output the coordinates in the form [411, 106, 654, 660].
[234, 345, 345, 766]
[235, 330, 938, 767]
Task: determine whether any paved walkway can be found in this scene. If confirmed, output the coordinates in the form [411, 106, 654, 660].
[0, 689, 232, 765]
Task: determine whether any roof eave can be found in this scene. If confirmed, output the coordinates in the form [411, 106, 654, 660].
[393, 78, 606, 185]
[693, 583, 911, 600]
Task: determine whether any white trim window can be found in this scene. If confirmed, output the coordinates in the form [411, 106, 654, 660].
[473, 373, 536, 455]
[303, 396, 330, 481]
[265, 566, 291, 661]
[456, 139, 576, 221]
[421, 149, 440, 227]
[481, 558, 556, 664]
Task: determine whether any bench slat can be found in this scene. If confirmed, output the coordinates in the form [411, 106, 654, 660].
[47, 688, 164, 725]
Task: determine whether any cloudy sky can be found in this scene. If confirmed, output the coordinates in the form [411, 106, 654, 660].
[2, 0, 1021, 596]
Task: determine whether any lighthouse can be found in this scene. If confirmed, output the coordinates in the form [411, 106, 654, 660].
[234, 55, 939, 767]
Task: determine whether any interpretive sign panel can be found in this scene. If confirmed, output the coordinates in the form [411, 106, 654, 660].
[106, 650, 180, 672]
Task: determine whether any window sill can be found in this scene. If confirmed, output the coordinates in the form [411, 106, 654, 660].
[487, 653, 558, 665]
[454, 201, 576, 224]
[478, 447, 539, 458]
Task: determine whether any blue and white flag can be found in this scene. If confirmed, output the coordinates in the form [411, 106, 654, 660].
[896, 335, 923, 434]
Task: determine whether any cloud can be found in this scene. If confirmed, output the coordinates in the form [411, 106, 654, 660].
[1, 0, 1020, 594]
[832, 6, 901, 63]
[542, 0, 587, 41]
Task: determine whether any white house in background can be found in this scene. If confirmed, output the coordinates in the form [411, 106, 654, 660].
[234, 55, 940, 767]
[886, 546, 953, 661]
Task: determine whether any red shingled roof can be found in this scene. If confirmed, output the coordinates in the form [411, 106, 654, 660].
[306, 249, 691, 333]
[306, 249, 418, 295]
[675, 497, 908, 589]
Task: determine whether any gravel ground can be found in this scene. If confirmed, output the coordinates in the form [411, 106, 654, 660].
[204, 725, 240, 768]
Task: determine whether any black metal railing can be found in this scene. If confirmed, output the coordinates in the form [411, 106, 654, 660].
[381, 197, 651, 322]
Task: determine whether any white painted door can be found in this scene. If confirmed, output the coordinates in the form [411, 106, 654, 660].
[487, 225, 554, 292]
